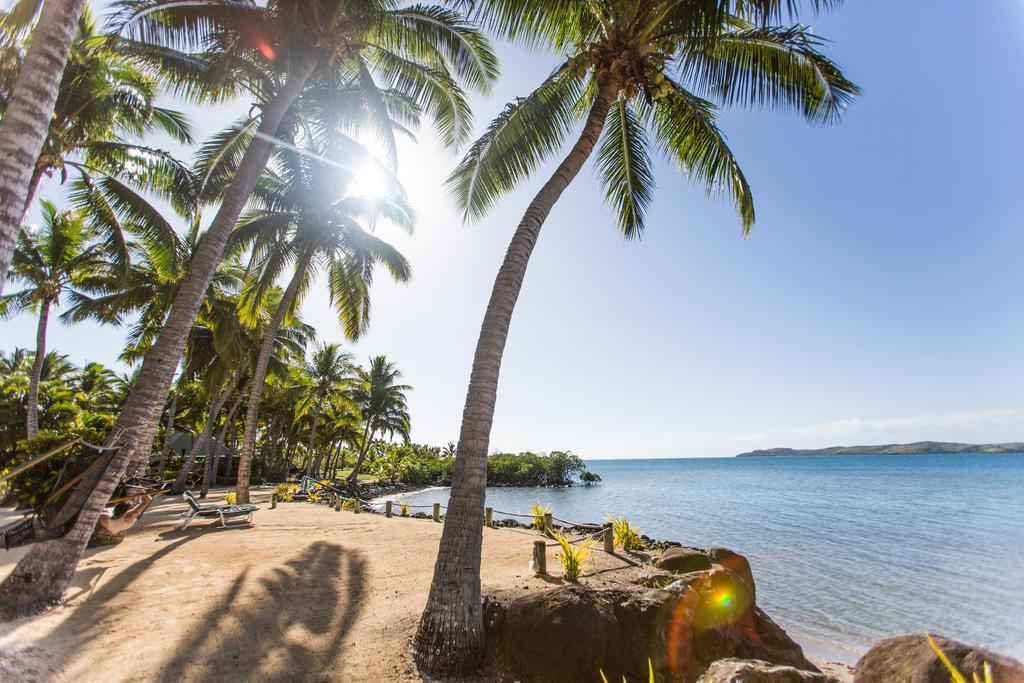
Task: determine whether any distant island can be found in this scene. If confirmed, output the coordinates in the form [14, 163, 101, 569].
[735, 441, 1024, 457]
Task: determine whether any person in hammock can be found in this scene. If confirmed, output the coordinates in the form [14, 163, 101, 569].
[97, 493, 153, 536]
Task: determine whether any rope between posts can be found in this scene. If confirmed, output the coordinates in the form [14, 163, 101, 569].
[544, 528, 606, 548]
[551, 515, 602, 530]
[490, 509, 538, 519]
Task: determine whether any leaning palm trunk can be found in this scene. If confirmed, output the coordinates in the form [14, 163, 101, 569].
[345, 419, 374, 485]
[0, 57, 319, 620]
[26, 299, 50, 439]
[303, 411, 319, 479]
[414, 79, 618, 675]
[172, 376, 236, 494]
[0, 0, 87, 295]
[202, 389, 242, 497]
[235, 249, 313, 502]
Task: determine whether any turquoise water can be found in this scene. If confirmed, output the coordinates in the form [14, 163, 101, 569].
[395, 454, 1024, 664]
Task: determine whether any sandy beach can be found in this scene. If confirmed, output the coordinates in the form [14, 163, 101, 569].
[0, 489, 652, 682]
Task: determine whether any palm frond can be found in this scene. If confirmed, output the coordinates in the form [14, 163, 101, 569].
[596, 98, 655, 239]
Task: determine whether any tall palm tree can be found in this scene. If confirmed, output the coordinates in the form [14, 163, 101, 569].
[0, 201, 104, 439]
[0, 0, 88, 294]
[99, 0, 494, 477]
[232, 141, 412, 502]
[295, 343, 355, 480]
[0, 6, 195, 264]
[415, 0, 859, 673]
[346, 355, 411, 484]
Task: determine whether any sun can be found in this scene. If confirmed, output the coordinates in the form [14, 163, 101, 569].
[348, 161, 394, 200]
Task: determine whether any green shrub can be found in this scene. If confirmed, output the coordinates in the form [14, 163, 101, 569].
[529, 500, 551, 530]
[608, 516, 643, 552]
[554, 533, 591, 582]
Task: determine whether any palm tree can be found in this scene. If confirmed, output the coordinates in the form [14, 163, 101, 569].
[232, 140, 412, 502]
[98, 0, 494, 479]
[0, 201, 104, 439]
[346, 355, 411, 484]
[0, 0, 88, 294]
[415, 0, 859, 673]
[0, 6, 195, 266]
[294, 343, 355, 481]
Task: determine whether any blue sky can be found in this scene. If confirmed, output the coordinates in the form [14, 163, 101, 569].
[5, 0, 1024, 457]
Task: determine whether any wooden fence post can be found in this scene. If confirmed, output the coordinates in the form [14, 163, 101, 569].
[334, 494, 341, 512]
[484, 507, 493, 528]
[533, 540, 547, 575]
[432, 503, 441, 523]
[353, 499, 361, 514]
[543, 512, 553, 537]
[385, 500, 393, 518]
[270, 494, 277, 509]
[603, 523, 614, 553]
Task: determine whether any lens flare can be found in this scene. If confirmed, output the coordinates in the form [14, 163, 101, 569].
[257, 39, 276, 61]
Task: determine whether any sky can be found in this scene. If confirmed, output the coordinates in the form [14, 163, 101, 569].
[5, 0, 1024, 458]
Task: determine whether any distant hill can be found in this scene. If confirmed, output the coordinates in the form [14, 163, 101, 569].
[735, 441, 1024, 457]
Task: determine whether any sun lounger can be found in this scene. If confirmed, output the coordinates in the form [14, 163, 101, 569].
[180, 490, 258, 529]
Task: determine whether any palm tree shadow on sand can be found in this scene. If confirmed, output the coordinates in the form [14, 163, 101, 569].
[155, 541, 366, 682]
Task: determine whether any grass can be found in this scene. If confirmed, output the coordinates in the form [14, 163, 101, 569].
[554, 532, 590, 582]
[607, 516, 643, 551]
[926, 633, 993, 683]
[332, 468, 377, 482]
[600, 659, 655, 683]
[529, 500, 551, 531]
[224, 492, 237, 505]
[399, 500, 409, 516]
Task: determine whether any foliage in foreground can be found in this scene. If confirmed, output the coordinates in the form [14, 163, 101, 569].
[608, 516, 644, 552]
[599, 659, 655, 683]
[529, 500, 551, 530]
[554, 533, 591, 582]
[927, 634, 994, 683]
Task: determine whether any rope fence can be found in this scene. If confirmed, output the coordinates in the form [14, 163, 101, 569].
[270, 482, 624, 577]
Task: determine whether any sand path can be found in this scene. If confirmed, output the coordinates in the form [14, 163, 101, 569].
[0, 489, 637, 682]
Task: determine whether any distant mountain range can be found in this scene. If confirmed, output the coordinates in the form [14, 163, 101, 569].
[735, 441, 1024, 457]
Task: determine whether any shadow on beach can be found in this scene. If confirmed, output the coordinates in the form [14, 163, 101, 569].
[154, 540, 367, 682]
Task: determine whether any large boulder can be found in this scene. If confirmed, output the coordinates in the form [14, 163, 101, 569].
[698, 659, 832, 682]
[657, 548, 714, 574]
[854, 635, 1024, 683]
[707, 548, 756, 601]
[484, 584, 817, 683]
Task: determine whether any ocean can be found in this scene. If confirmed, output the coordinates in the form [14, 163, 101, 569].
[393, 453, 1024, 664]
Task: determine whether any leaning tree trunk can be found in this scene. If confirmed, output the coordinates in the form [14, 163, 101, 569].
[235, 249, 313, 503]
[414, 79, 618, 676]
[26, 298, 50, 439]
[0, 56, 319, 621]
[303, 411, 319, 479]
[154, 376, 182, 478]
[346, 420, 375, 485]
[0, 0, 87, 296]
[202, 388, 242, 498]
[172, 376, 236, 494]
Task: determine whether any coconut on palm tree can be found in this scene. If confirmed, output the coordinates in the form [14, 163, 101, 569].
[0, 201, 104, 439]
[415, 0, 859, 673]
[346, 355, 411, 484]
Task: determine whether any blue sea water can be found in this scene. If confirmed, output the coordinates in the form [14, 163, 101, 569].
[395, 453, 1024, 664]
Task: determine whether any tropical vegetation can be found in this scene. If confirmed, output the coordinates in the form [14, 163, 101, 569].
[0, 0, 859, 677]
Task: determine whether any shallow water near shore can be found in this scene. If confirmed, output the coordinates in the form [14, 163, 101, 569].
[396, 453, 1024, 665]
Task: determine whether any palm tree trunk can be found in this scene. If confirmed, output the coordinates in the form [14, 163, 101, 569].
[303, 411, 319, 479]
[26, 298, 50, 439]
[171, 376, 235, 494]
[202, 388, 242, 497]
[235, 248, 313, 503]
[346, 419, 375, 485]
[0, 55, 320, 620]
[0, 0, 87, 296]
[155, 378, 181, 479]
[414, 78, 618, 676]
